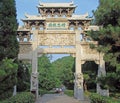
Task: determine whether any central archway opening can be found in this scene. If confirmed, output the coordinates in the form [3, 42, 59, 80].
[38, 54, 75, 95]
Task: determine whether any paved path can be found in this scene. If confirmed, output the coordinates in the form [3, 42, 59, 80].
[35, 94, 90, 103]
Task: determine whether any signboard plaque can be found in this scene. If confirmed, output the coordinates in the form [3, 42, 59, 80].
[46, 22, 68, 30]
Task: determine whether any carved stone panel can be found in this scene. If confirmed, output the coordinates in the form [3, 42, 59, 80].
[31, 73, 38, 90]
[19, 43, 33, 54]
[80, 43, 99, 61]
[74, 73, 83, 89]
[81, 44, 98, 54]
[38, 34, 75, 46]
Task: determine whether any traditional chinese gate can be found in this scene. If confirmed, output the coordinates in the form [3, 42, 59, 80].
[17, 1, 108, 100]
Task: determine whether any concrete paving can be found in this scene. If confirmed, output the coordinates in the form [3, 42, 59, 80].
[35, 94, 90, 103]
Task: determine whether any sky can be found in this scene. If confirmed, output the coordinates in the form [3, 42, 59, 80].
[15, 0, 99, 61]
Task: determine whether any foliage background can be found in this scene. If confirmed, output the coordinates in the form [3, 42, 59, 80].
[89, 0, 120, 91]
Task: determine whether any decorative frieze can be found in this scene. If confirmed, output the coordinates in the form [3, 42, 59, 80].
[19, 43, 32, 54]
[38, 34, 75, 46]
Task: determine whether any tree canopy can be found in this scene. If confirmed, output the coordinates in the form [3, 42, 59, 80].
[38, 55, 75, 90]
[94, 0, 120, 27]
[38, 55, 61, 90]
[0, 0, 18, 61]
[52, 56, 75, 89]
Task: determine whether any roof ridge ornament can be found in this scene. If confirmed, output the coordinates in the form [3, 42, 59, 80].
[72, 12, 89, 18]
[25, 13, 29, 18]
[38, 0, 41, 4]
[71, 0, 74, 4]
[85, 12, 89, 18]
[70, 0, 74, 6]
[39, 0, 43, 6]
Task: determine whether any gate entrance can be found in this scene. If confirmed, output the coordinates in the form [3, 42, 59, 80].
[17, 1, 108, 100]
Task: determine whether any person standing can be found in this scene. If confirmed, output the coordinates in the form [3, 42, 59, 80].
[61, 85, 66, 95]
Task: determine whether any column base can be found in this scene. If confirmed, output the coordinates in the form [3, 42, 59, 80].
[97, 84, 109, 96]
[74, 86, 84, 100]
[30, 73, 39, 99]
[31, 89, 39, 99]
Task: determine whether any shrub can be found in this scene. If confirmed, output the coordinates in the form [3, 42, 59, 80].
[90, 93, 120, 103]
[0, 92, 35, 103]
[0, 58, 18, 100]
[0, 90, 13, 101]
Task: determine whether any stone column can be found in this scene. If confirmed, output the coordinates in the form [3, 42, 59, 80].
[97, 53, 109, 96]
[74, 30, 84, 100]
[30, 30, 39, 98]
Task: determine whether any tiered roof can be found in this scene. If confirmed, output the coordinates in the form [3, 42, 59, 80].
[37, 1, 76, 8]
[22, 13, 92, 21]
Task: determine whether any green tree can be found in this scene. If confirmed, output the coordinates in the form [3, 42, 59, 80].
[52, 56, 75, 89]
[38, 55, 75, 91]
[16, 61, 30, 92]
[0, 0, 18, 61]
[0, 58, 18, 100]
[93, 0, 120, 27]
[89, 0, 120, 91]
[38, 55, 60, 90]
[0, 0, 19, 100]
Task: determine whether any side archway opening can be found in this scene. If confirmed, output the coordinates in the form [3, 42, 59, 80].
[82, 61, 98, 92]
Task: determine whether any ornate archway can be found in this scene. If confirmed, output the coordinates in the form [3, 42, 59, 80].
[17, 1, 108, 100]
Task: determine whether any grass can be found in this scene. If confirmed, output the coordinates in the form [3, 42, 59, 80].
[39, 89, 56, 96]
[64, 90, 74, 97]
